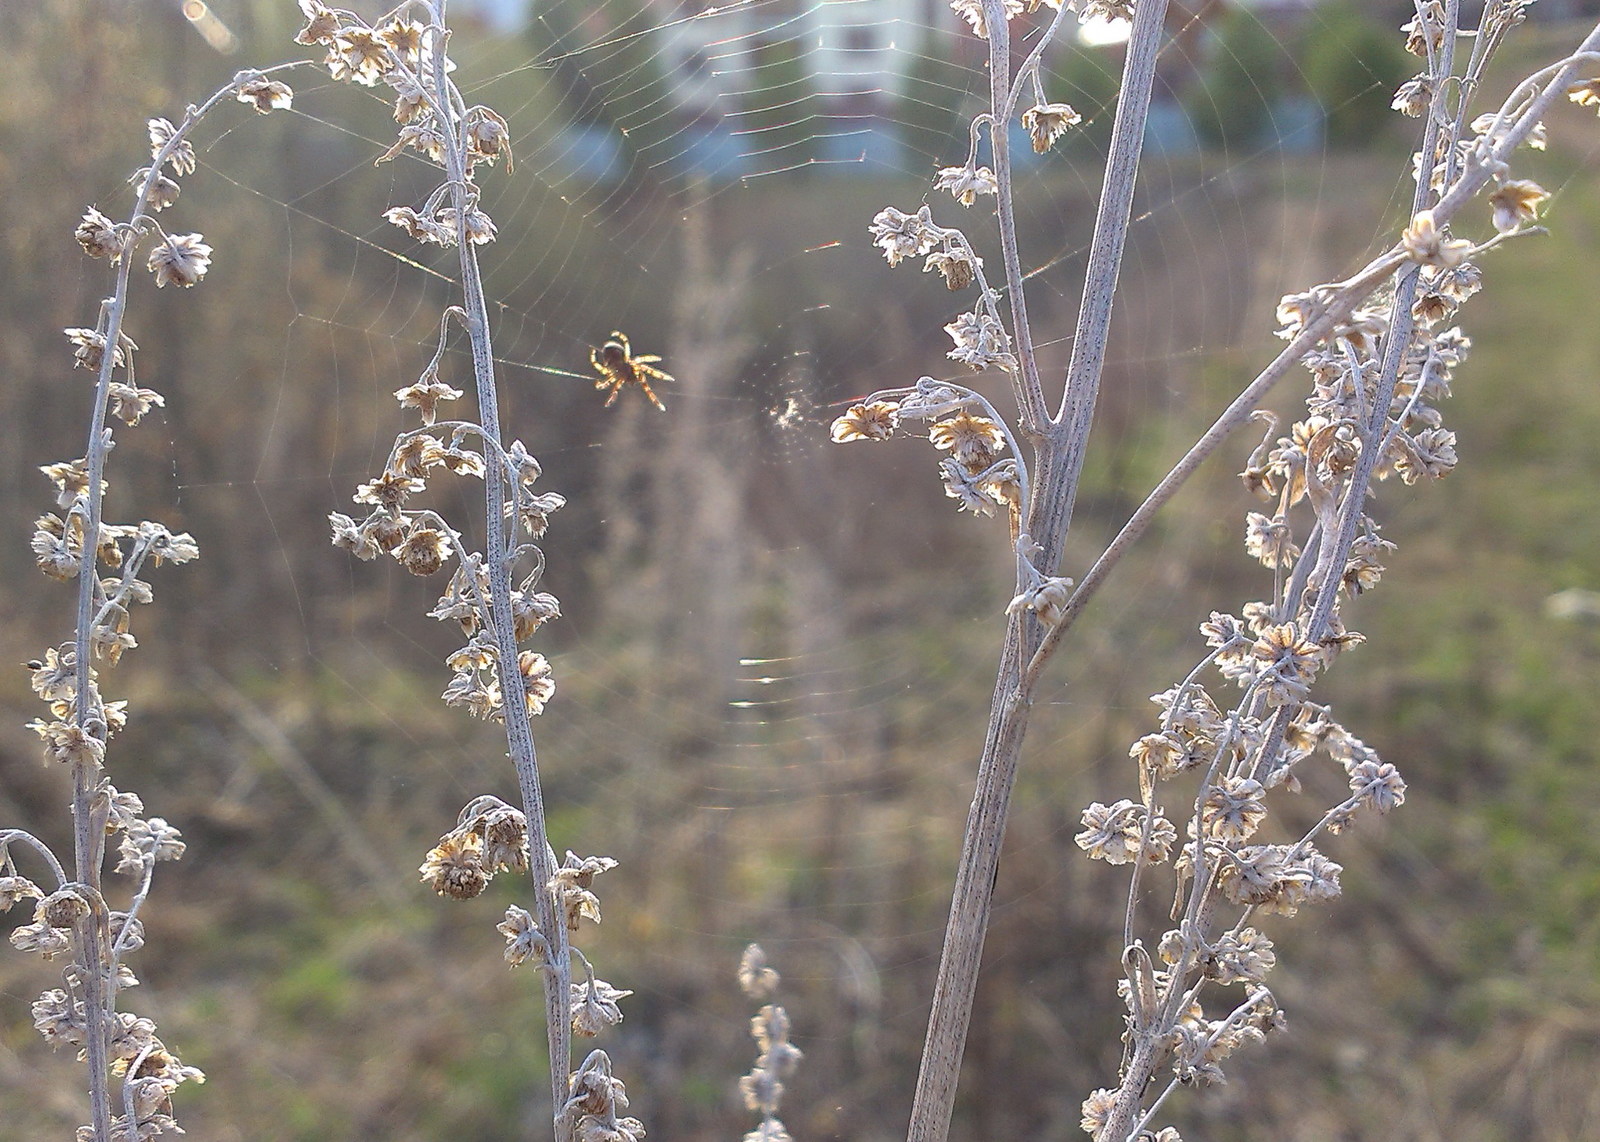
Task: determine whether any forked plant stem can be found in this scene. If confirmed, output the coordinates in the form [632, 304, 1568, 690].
[905, 3, 1170, 1139]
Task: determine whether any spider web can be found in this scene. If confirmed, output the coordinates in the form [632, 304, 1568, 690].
[6, 1, 1599, 1139]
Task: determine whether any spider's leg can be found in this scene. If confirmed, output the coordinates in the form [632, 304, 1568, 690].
[603, 385, 621, 407]
[633, 354, 662, 365]
[636, 377, 666, 412]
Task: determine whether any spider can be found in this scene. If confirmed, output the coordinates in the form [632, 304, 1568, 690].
[589, 331, 671, 411]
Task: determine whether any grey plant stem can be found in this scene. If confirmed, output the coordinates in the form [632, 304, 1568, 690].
[430, 36, 573, 1137]
[904, 2, 1170, 1140]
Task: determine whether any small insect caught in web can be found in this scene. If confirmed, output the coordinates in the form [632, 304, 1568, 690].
[589, 331, 671, 411]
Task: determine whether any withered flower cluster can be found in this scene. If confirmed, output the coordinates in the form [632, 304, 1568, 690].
[735, 945, 803, 1142]
[309, 4, 636, 1137]
[9, 57, 299, 1142]
[1071, 3, 1599, 1139]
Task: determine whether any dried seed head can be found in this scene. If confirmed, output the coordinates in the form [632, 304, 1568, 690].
[929, 411, 1006, 469]
[0, 876, 45, 914]
[9, 922, 72, 959]
[943, 307, 1015, 371]
[519, 651, 556, 715]
[1006, 576, 1074, 627]
[108, 383, 165, 426]
[330, 27, 394, 86]
[38, 887, 92, 929]
[1200, 776, 1268, 842]
[395, 378, 463, 425]
[128, 167, 181, 211]
[378, 16, 425, 60]
[466, 108, 513, 171]
[1075, 800, 1175, 865]
[354, 471, 425, 510]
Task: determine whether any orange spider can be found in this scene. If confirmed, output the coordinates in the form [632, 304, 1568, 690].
[589, 331, 671, 411]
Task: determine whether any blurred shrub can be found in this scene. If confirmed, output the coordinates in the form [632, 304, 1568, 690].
[1297, 0, 1414, 148]
[1185, 8, 1285, 150]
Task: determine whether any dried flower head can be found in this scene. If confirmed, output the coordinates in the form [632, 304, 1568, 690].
[1250, 623, 1321, 706]
[1076, 800, 1175, 865]
[950, 0, 1024, 36]
[294, 0, 340, 46]
[1401, 210, 1472, 269]
[330, 26, 394, 86]
[146, 234, 212, 288]
[396, 378, 464, 425]
[934, 164, 999, 206]
[419, 832, 490, 900]
[571, 977, 633, 1037]
[944, 306, 1015, 371]
[518, 650, 556, 715]
[830, 400, 900, 442]
[1206, 928, 1277, 985]
[75, 208, 129, 262]
[498, 905, 550, 967]
[394, 526, 453, 575]
[1488, 178, 1548, 233]
[129, 167, 181, 211]
[868, 205, 939, 266]
[1021, 102, 1082, 152]
[378, 16, 426, 60]
[147, 118, 195, 177]
[1391, 75, 1433, 117]
[551, 852, 619, 931]
[1007, 577, 1074, 627]
[929, 411, 1006, 468]
[924, 247, 980, 290]
[738, 944, 781, 1000]
[466, 107, 513, 171]
[1568, 78, 1600, 112]
[235, 75, 294, 114]
[1200, 776, 1268, 841]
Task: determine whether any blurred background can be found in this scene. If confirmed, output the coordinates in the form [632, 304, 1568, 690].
[3, 1, 1600, 1139]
